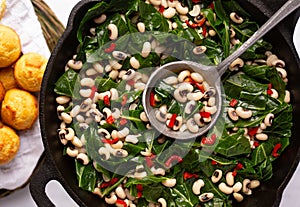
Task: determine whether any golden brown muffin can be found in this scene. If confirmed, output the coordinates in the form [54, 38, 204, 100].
[0, 24, 21, 68]
[0, 0, 5, 20]
[0, 65, 18, 90]
[0, 124, 20, 165]
[1, 88, 38, 130]
[14, 52, 48, 92]
[0, 81, 5, 102]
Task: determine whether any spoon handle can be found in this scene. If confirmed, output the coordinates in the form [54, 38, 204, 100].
[217, 0, 300, 75]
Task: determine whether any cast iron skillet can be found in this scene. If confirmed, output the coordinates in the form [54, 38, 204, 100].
[30, 0, 300, 206]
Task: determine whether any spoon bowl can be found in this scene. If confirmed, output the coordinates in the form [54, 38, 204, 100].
[142, 0, 300, 139]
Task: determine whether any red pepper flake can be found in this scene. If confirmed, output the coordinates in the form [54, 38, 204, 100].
[248, 127, 259, 137]
[104, 43, 116, 53]
[136, 184, 143, 192]
[119, 118, 128, 126]
[159, 5, 165, 13]
[232, 171, 237, 177]
[272, 143, 282, 157]
[184, 76, 194, 83]
[150, 91, 156, 107]
[145, 157, 154, 168]
[165, 155, 183, 168]
[102, 137, 119, 145]
[99, 177, 119, 188]
[208, 2, 215, 10]
[201, 133, 217, 145]
[116, 199, 127, 207]
[121, 95, 127, 106]
[194, 82, 205, 93]
[183, 171, 199, 180]
[267, 83, 273, 95]
[229, 99, 238, 107]
[168, 114, 177, 128]
[192, 0, 201, 3]
[185, 20, 205, 29]
[200, 111, 211, 118]
[202, 25, 207, 37]
[89, 85, 98, 99]
[126, 79, 135, 86]
[235, 162, 244, 170]
[103, 95, 110, 106]
[106, 115, 115, 124]
[253, 141, 260, 147]
[211, 160, 218, 165]
[137, 191, 143, 198]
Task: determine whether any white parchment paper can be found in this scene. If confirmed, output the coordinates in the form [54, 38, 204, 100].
[0, 0, 50, 190]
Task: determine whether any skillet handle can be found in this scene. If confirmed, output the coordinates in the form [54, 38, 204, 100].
[29, 153, 58, 207]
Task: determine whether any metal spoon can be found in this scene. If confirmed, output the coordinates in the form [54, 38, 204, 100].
[142, 0, 300, 139]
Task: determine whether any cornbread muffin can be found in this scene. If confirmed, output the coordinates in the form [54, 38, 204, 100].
[0, 24, 21, 68]
[1, 88, 38, 130]
[0, 81, 5, 102]
[14, 52, 48, 92]
[0, 65, 18, 90]
[0, 0, 5, 20]
[0, 123, 20, 165]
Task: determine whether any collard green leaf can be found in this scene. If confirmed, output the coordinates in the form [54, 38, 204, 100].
[54, 69, 80, 98]
[75, 160, 97, 192]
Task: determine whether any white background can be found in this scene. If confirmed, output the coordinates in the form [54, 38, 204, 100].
[0, 0, 299, 206]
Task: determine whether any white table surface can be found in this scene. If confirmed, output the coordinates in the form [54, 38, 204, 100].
[0, 0, 299, 206]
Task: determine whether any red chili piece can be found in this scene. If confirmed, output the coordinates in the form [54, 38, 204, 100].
[168, 114, 177, 128]
[89, 85, 98, 99]
[211, 160, 218, 165]
[202, 25, 207, 37]
[229, 99, 238, 107]
[201, 133, 217, 145]
[145, 154, 156, 168]
[121, 95, 127, 106]
[150, 91, 156, 107]
[165, 155, 183, 167]
[194, 82, 205, 93]
[232, 162, 244, 177]
[192, 0, 201, 3]
[102, 138, 119, 145]
[272, 143, 282, 157]
[185, 18, 206, 29]
[248, 127, 259, 137]
[127, 79, 135, 86]
[103, 95, 110, 106]
[106, 115, 115, 124]
[183, 171, 199, 180]
[200, 111, 211, 118]
[119, 118, 128, 126]
[267, 83, 273, 95]
[104, 43, 116, 53]
[253, 141, 260, 147]
[116, 199, 127, 207]
[99, 177, 119, 188]
[159, 5, 165, 13]
[208, 2, 215, 9]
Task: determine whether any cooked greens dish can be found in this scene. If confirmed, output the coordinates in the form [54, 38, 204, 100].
[54, 0, 293, 206]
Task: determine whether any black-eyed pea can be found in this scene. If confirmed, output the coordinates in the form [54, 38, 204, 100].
[255, 133, 268, 141]
[130, 56, 140, 69]
[105, 192, 117, 205]
[150, 167, 166, 176]
[179, 123, 187, 132]
[140, 111, 149, 122]
[103, 107, 112, 118]
[93, 187, 104, 198]
[229, 58, 244, 71]
[66, 146, 79, 157]
[163, 76, 178, 85]
[67, 59, 83, 70]
[233, 192, 244, 202]
[260, 122, 267, 130]
[276, 67, 287, 79]
[208, 29, 217, 37]
[230, 28, 236, 38]
[211, 169, 222, 183]
[105, 64, 112, 72]
[117, 127, 130, 138]
[125, 188, 136, 201]
[178, 70, 191, 82]
[93, 62, 104, 73]
[125, 134, 140, 144]
[187, 91, 204, 101]
[233, 181, 243, 193]
[112, 51, 128, 60]
[194, 113, 205, 127]
[225, 172, 235, 186]
[242, 179, 252, 195]
[204, 105, 217, 115]
[71, 136, 83, 148]
[94, 14, 107, 24]
[173, 116, 183, 131]
[230, 38, 240, 46]
[266, 54, 278, 66]
[122, 69, 136, 81]
[174, 88, 187, 103]
[61, 112, 72, 124]
[284, 90, 291, 103]
[56, 96, 71, 105]
[134, 171, 147, 180]
[109, 70, 119, 80]
[272, 59, 285, 68]
[76, 153, 89, 165]
[175, 2, 188, 15]
[149, 0, 161, 6]
[64, 128, 75, 142]
[98, 128, 110, 139]
[208, 97, 216, 106]
[184, 100, 196, 114]
[57, 105, 65, 119]
[156, 110, 167, 122]
[230, 12, 243, 24]
[141, 41, 151, 58]
[167, 0, 178, 7]
[134, 82, 146, 90]
[189, 4, 201, 17]
[111, 140, 124, 149]
[250, 180, 260, 189]
[115, 186, 126, 199]
[98, 147, 110, 160]
[186, 118, 199, 133]
[162, 178, 177, 187]
[107, 23, 118, 40]
[192, 179, 205, 195]
[199, 193, 214, 202]
[270, 88, 279, 99]
[219, 183, 233, 194]
[193, 46, 207, 55]
[190, 72, 204, 83]
[236, 107, 252, 119]
[109, 60, 122, 70]
[264, 113, 274, 127]
[114, 149, 128, 158]
[158, 198, 167, 207]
